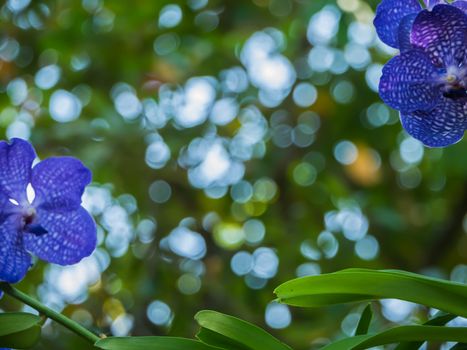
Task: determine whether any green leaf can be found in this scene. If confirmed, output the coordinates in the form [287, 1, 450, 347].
[394, 311, 457, 350]
[194, 310, 292, 350]
[95, 336, 220, 350]
[274, 269, 467, 317]
[422, 312, 458, 326]
[0, 312, 42, 349]
[354, 304, 372, 336]
[197, 327, 249, 350]
[321, 325, 467, 350]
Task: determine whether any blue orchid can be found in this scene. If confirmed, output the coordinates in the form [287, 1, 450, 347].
[0, 138, 96, 285]
[374, 0, 467, 147]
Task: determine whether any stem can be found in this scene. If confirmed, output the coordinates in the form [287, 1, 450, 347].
[0, 283, 100, 345]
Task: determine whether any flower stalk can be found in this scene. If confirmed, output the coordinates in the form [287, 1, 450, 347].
[0, 283, 100, 345]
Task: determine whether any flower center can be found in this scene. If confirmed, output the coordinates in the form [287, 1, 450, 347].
[21, 206, 48, 236]
[442, 67, 467, 100]
[445, 74, 457, 83]
[23, 207, 36, 226]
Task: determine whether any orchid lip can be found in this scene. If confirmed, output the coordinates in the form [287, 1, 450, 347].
[22, 206, 37, 228]
[439, 66, 467, 100]
[19, 206, 48, 236]
[443, 88, 467, 100]
[25, 223, 48, 236]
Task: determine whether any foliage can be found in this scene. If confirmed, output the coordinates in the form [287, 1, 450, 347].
[274, 269, 467, 316]
[195, 310, 292, 350]
[1, 268, 467, 349]
[0, 313, 42, 349]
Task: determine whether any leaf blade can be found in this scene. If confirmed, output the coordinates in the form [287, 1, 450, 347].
[274, 269, 467, 317]
[195, 310, 292, 350]
[95, 336, 221, 350]
[321, 326, 467, 350]
[0, 312, 42, 336]
[354, 304, 372, 336]
[0, 312, 42, 349]
[394, 311, 457, 350]
[196, 327, 249, 350]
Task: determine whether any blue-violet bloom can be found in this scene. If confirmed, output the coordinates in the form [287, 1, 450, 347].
[374, 0, 467, 147]
[0, 138, 96, 285]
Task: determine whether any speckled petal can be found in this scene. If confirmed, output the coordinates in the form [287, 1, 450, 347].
[31, 157, 91, 212]
[23, 207, 96, 265]
[0, 138, 35, 203]
[400, 98, 467, 147]
[398, 13, 418, 52]
[452, 1, 467, 15]
[0, 215, 31, 283]
[424, 0, 446, 9]
[379, 50, 441, 113]
[411, 5, 467, 67]
[374, 0, 421, 48]
[0, 193, 14, 225]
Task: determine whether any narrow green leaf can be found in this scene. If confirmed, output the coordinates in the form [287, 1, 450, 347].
[197, 327, 249, 350]
[0, 312, 42, 336]
[195, 310, 292, 350]
[95, 336, 221, 350]
[274, 269, 467, 317]
[423, 312, 458, 326]
[0, 325, 42, 349]
[0, 312, 42, 349]
[321, 326, 467, 350]
[394, 311, 457, 350]
[354, 304, 372, 336]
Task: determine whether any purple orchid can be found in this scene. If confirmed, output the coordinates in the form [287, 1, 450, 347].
[374, 0, 467, 147]
[0, 138, 96, 285]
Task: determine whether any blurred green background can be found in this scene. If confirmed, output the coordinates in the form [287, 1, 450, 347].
[1, 0, 466, 349]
